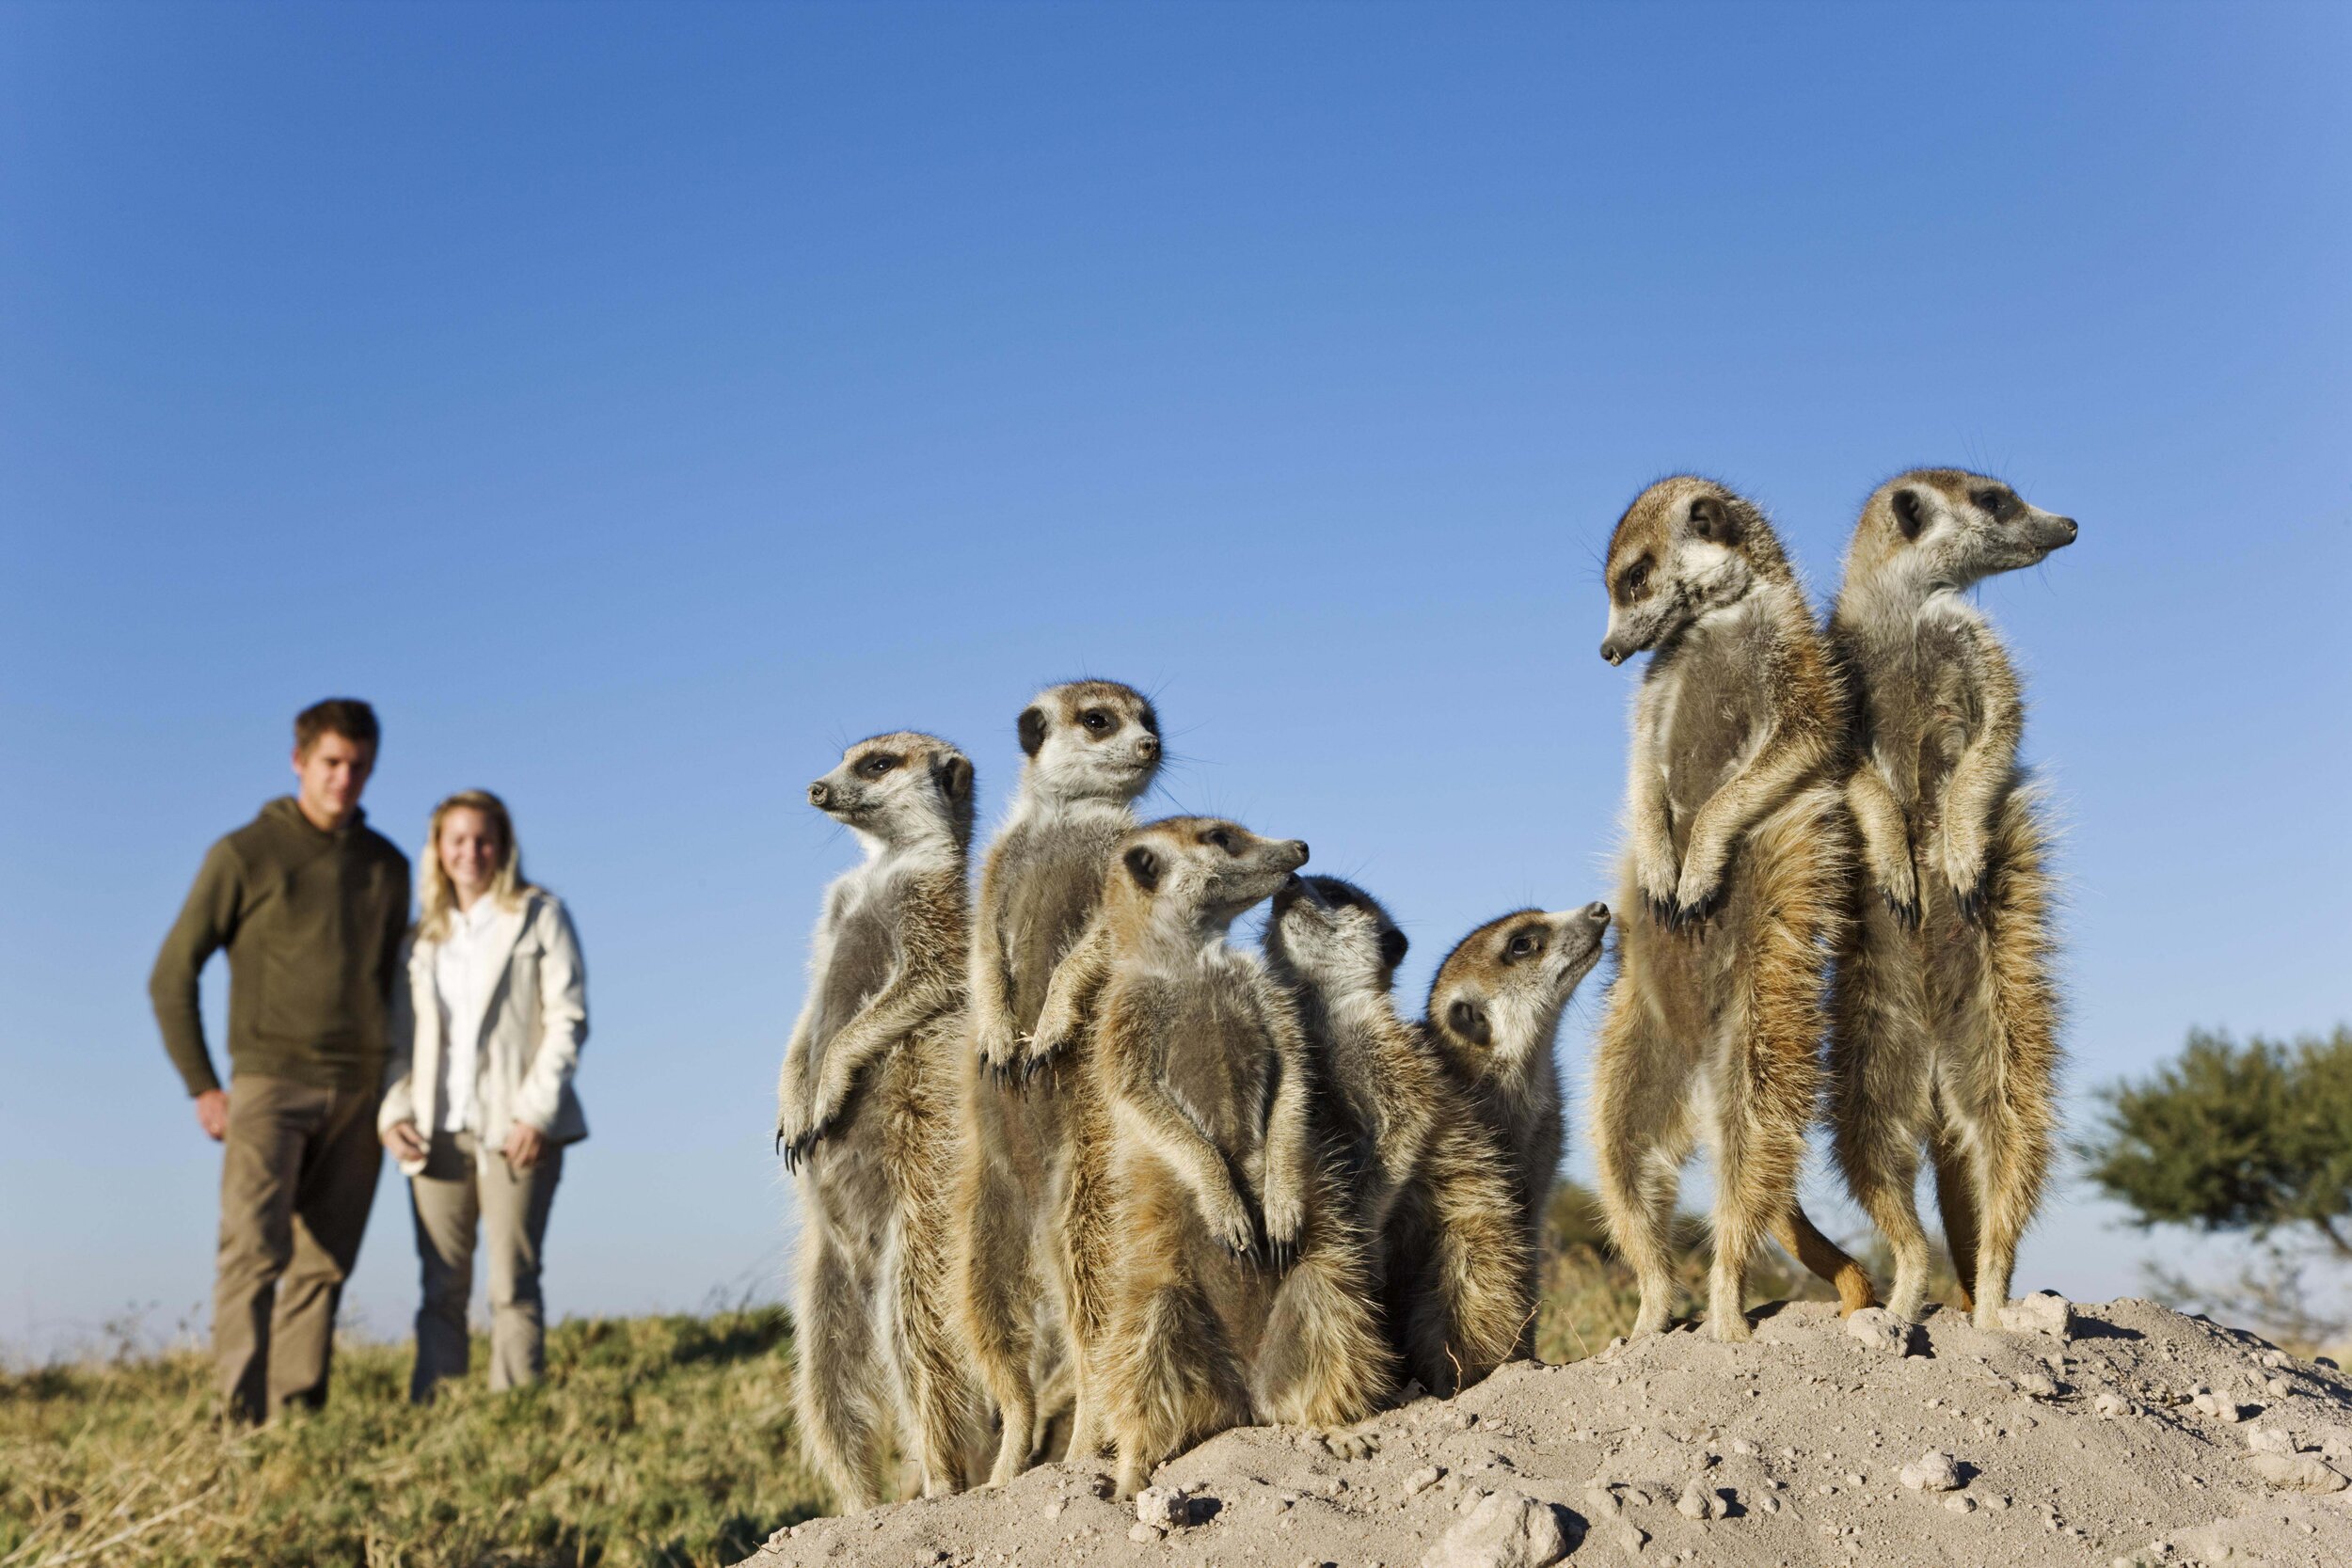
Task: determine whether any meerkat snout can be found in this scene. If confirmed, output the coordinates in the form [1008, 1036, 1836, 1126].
[807, 780, 831, 807]
[1581, 900, 1610, 927]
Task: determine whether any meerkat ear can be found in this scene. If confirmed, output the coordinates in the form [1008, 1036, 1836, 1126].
[934, 753, 973, 801]
[1892, 488, 1925, 541]
[1379, 928, 1410, 973]
[1447, 997, 1491, 1047]
[1017, 706, 1048, 757]
[1122, 844, 1160, 893]
[1688, 495, 1737, 545]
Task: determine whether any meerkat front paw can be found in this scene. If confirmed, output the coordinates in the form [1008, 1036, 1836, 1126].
[973, 1019, 1024, 1083]
[1202, 1188, 1261, 1262]
[1260, 1192, 1305, 1274]
[1867, 842, 1921, 929]
[1017, 1014, 1077, 1082]
[1671, 850, 1727, 929]
[1939, 827, 1990, 924]
[774, 1105, 833, 1174]
[1636, 847, 1681, 928]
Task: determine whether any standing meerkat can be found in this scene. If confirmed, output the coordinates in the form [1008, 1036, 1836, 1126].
[776, 732, 987, 1512]
[1049, 818, 1391, 1498]
[1589, 476, 1879, 1342]
[1263, 876, 1532, 1394]
[955, 681, 1161, 1483]
[1422, 901, 1612, 1295]
[1827, 470, 2074, 1327]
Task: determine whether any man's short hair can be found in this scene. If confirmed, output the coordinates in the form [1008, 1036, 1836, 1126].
[294, 698, 381, 756]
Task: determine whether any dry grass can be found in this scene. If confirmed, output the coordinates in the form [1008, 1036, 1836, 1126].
[0, 1308, 823, 1568]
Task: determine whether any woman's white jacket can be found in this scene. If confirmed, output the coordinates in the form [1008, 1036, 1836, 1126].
[378, 888, 590, 1178]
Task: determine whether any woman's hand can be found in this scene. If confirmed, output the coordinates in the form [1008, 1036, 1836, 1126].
[502, 1124, 547, 1171]
[383, 1120, 427, 1163]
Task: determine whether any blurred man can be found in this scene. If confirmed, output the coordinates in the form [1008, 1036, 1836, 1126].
[151, 698, 411, 1422]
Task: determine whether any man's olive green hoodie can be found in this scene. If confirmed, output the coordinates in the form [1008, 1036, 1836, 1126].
[151, 798, 412, 1096]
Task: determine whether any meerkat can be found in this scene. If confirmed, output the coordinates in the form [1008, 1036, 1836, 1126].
[1422, 902, 1612, 1284]
[1262, 876, 1531, 1393]
[1041, 819, 1391, 1498]
[1588, 475, 1881, 1342]
[776, 732, 989, 1512]
[1826, 470, 2074, 1328]
[954, 680, 1161, 1483]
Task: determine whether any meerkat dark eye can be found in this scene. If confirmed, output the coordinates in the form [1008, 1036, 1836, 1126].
[862, 754, 898, 778]
[1618, 559, 1651, 602]
[1203, 829, 1233, 852]
[1506, 931, 1540, 960]
[1973, 488, 2016, 519]
[1081, 710, 1112, 734]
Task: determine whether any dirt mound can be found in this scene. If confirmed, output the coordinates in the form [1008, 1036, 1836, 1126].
[743, 1298, 2352, 1568]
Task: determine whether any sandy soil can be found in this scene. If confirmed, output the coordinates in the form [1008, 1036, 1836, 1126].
[742, 1296, 2352, 1568]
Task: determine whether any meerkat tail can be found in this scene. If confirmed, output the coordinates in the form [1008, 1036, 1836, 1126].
[1772, 1203, 1878, 1315]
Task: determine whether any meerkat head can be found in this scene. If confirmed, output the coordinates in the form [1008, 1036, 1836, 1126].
[1264, 875, 1410, 1001]
[1015, 679, 1163, 805]
[806, 731, 976, 853]
[1105, 816, 1310, 942]
[1426, 902, 1611, 1069]
[1849, 469, 2077, 598]
[1597, 477, 1793, 666]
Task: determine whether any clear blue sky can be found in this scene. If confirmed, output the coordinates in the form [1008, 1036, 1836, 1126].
[3, 1, 2346, 1356]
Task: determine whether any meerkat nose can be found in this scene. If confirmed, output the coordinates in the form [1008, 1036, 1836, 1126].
[1599, 640, 1623, 665]
[1136, 735, 1161, 759]
[2055, 516, 2078, 543]
[1583, 901, 1611, 926]
[807, 782, 831, 807]
[1289, 840, 1311, 865]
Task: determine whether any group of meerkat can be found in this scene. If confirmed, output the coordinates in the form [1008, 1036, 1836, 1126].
[773, 465, 2075, 1513]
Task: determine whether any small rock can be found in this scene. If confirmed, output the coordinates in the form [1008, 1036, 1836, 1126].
[1758, 1494, 1782, 1514]
[1846, 1307, 1912, 1354]
[2192, 1391, 2249, 1422]
[1674, 1482, 1728, 1521]
[1998, 1291, 2074, 1338]
[2267, 1376, 2293, 1398]
[2246, 1425, 2298, 1455]
[1135, 1485, 1189, 1530]
[1129, 1523, 1164, 1544]
[2093, 1392, 2131, 1418]
[1900, 1451, 1963, 1492]
[1400, 1465, 1446, 1503]
[2246, 1452, 2349, 1494]
[1946, 1493, 1979, 1514]
[2262, 1349, 2288, 1370]
[1418, 1490, 1570, 1568]
[2014, 1370, 2059, 1400]
[1614, 1523, 1648, 1554]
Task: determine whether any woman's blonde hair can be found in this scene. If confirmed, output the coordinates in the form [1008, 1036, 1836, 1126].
[418, 789, 531, 942]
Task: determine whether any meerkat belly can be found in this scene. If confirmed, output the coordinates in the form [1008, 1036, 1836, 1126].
[1002, 834, 1116, 1032]
[801, 904, 898, 1101]
[1156, 984, 1273, 1173]
[1657, 643, 1764, 862]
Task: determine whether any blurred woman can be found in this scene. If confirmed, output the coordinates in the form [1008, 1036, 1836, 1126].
[379, 789, 589, 1400]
